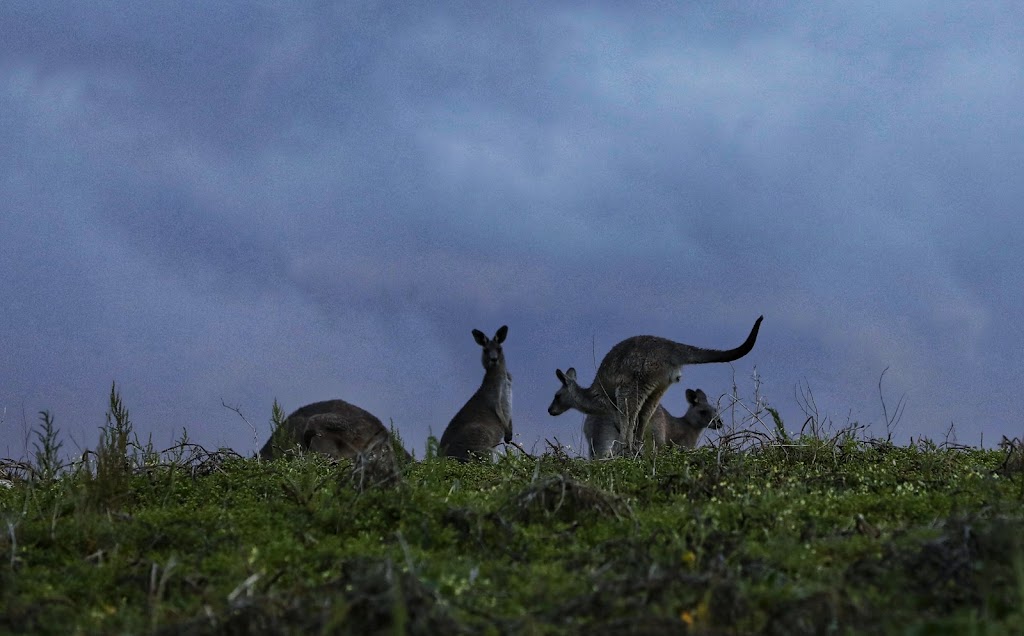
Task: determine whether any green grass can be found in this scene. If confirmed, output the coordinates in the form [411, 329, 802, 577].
[1, 387, 1022, 634]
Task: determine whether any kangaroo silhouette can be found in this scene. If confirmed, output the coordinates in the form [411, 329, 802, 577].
[259, 399, 409, 461]
[439, 325, 513, 461]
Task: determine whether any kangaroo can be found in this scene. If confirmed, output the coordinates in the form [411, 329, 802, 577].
[548, 316, 762, 455]
[439, 325, 513, 461]
[258, 399, 410, 461]
[583, 388, 721, 457]
[650, 388, 722, 449]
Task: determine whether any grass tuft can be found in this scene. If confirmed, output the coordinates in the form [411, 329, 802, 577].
[31, 410, 63, 483]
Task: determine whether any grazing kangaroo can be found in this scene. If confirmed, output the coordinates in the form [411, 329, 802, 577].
[439, 325, 513, 461]
[582, 388, 721, 458]
[549, 316, 762, 455]
[259, 399, 410, 461]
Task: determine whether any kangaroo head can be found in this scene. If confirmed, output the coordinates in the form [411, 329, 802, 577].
[472, 325, 508, 370]
[685, 388, 721, 430]
[547, 367, 579, 416]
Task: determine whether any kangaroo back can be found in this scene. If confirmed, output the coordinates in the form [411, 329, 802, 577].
[259, 399, 406, 460]
[594, 316, 763, 386]
[303, 412, 410, 461]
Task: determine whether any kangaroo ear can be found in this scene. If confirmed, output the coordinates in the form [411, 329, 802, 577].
[472, 329, 487, 346]
[555, 368, 567, 384]
[565, 367, 577, 381]
[494, 325, 508, 343]
[686, 389, 698, 404]
[695, 389, 707, 401]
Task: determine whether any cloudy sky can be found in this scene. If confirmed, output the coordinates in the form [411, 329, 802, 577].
[2, 2, 1021, 460]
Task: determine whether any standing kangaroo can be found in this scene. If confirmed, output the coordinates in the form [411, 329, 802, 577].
[439, 325, 513, 461]
[259, 399, 410, 461]
[583, 388, 721, 458]
[549, 316, 762, 455]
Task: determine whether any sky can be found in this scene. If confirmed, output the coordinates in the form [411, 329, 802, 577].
[2, 2, 1022, 460]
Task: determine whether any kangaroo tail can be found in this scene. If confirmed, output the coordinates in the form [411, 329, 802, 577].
[678, 315, 763, 364]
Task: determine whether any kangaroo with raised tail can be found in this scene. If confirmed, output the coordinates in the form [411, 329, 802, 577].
[439, 325, 513, 461]
[549, 316, 762, 455]
[584, 388, 721, 458]
[259, 399, 410, 461]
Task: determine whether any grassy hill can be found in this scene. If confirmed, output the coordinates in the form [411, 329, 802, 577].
[1, 387, 1022, 634]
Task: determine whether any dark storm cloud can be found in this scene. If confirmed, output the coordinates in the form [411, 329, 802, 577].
[2, 2, 1022, 458]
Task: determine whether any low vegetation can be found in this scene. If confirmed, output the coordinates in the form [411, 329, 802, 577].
[1, 384, 1022, 634]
